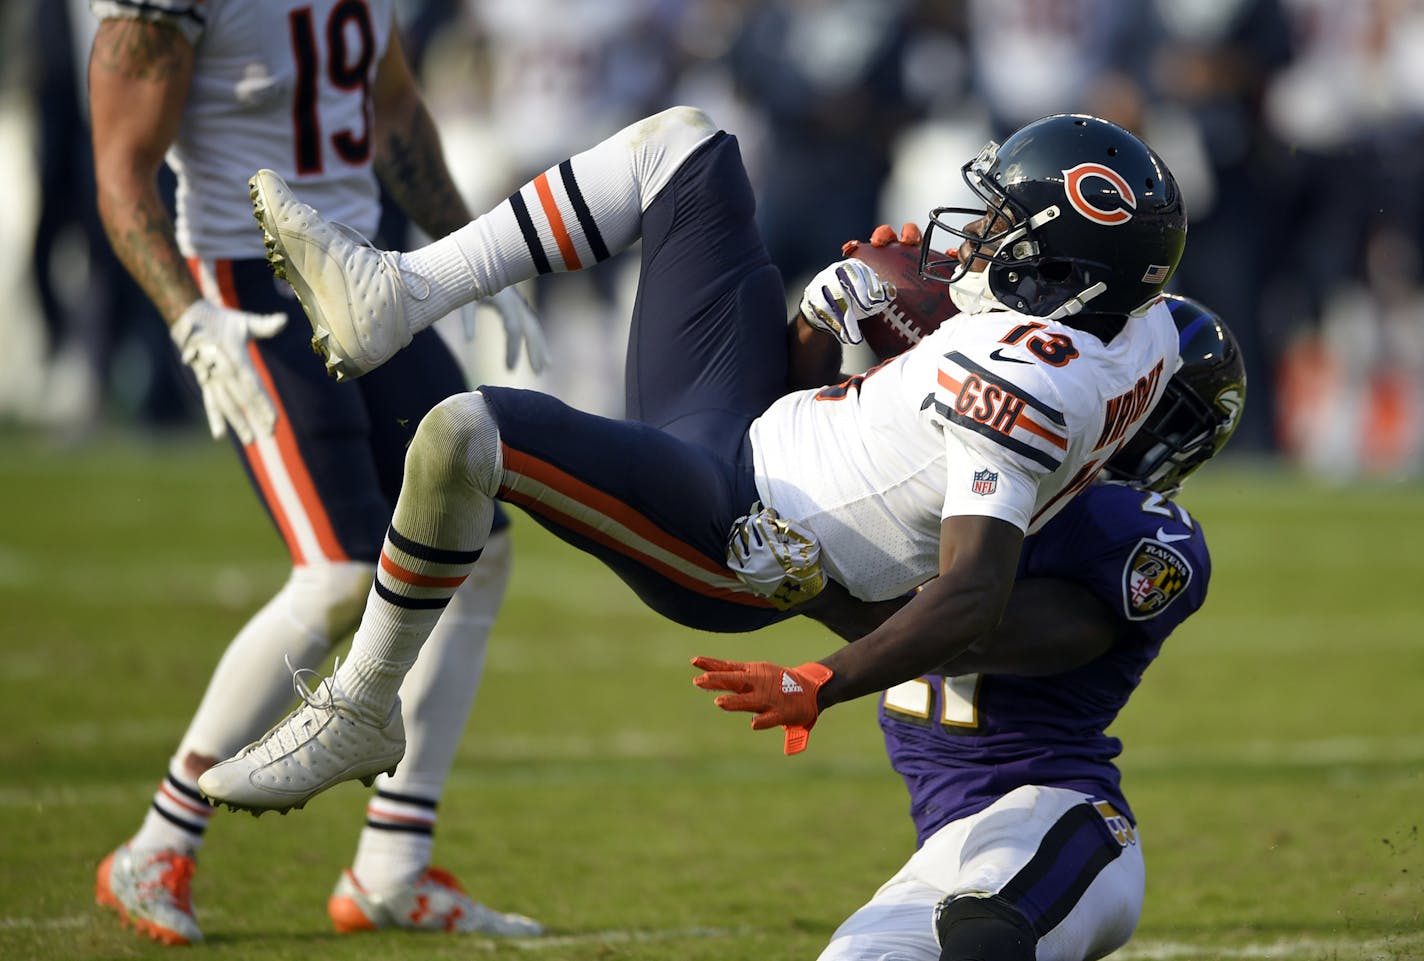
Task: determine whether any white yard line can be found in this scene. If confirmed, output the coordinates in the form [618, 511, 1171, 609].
[8, 731, 1424, 809]
[494, 926, 747, 951]
[1125, 733, 1424, 769]
[0, 916, 88, 931]
[6, 914, 1419, 961]
[1116, 932, 1424, 960]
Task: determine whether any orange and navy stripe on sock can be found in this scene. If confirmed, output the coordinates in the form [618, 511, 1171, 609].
[373, 527, 480, 611]
[507, 160, 611, 274]
[151, 773, 213, 844]
[365, 788, 437, 837]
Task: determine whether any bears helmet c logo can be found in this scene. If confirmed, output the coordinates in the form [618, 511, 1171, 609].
[1062, 163, 1137, 225]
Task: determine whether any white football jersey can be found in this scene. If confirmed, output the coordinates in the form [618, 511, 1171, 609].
[90, 0, 390, 258]
[749, 301, 1179, 601]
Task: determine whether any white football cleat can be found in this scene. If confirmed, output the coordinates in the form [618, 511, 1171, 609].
[249, 168, 423, 381]
[95, 843, 203, 945]
[328, 867, 545, 937]
[197, 666, 405, 814]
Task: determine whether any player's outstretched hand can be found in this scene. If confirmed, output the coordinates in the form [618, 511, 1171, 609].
[725, 502, 826, 609]
[171, 300, 287, 444]
[798, 258, 895, 346]
[690, 656, 834, 755]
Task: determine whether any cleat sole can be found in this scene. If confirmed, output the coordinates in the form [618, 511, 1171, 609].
[246, 167, 403, 384]
[250, 170, 343, 381]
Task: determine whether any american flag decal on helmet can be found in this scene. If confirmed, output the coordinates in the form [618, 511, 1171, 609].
[971, 469, 999, 496]
[1141, 264, 1171, 284]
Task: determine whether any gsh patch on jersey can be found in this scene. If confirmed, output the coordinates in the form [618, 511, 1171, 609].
[1122, 538, 1193, 620]
[928, 351, 1069, 471]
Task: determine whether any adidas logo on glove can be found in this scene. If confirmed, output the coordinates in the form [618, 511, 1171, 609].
[780, 672, 804, 694]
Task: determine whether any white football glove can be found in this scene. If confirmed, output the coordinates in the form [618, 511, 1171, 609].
[726, 502, 827, 610]
[170, 300, 287, 444]
[460, 287, 550, 373]
[798, 258, 895, 347]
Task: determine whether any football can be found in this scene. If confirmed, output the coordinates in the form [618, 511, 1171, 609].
[844, 239, 958, 360]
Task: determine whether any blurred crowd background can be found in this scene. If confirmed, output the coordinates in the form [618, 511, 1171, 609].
[2, 0, 1422, 480]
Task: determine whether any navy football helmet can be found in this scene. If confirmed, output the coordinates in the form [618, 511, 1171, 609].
[1104, 294, 1246, 494]
[919, 114, 1187, 319]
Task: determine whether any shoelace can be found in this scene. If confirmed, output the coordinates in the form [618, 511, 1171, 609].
[241, 656, 347, 765]
[330, 221, 431, 301]
[289, 652, 340, 713]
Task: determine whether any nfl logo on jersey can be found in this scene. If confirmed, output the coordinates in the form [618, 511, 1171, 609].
[971, 469, 998, 496]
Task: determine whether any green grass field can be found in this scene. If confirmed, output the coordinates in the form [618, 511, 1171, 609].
[2, 433, 1422, 960]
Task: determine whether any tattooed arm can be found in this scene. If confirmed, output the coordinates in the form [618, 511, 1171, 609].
[88, 17, 199, 326]
[369, 14, 545, 373]
[371, 16, 472, 238]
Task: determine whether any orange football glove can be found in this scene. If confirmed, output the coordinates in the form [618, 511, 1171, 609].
[842, 222, 923, 257]
[690, 656, 834, 755]
[869, 222, 923, 248]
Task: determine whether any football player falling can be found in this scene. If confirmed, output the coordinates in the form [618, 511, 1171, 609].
[197, 104, 1190, 818]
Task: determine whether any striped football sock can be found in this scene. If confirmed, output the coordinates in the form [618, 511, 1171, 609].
[333, 391, 502, 717]
[332, 529, 481, 716]
[400, 106, 717, 330]
[129, 769, 213, 854]
[351, 788, 438, 891]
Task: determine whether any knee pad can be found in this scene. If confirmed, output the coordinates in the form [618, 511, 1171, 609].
[933, 894, 1036, 961]
[407, 391, 503, 497]
[623, 106, 717, 210]
[284, 560, 376, 643]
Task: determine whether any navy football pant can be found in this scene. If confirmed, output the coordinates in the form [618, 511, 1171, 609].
[482, 131, 797, 632]
[184, 256, 507, 567]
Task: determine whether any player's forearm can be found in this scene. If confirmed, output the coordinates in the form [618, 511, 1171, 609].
[95, 173, 199, 326]
[373, 100, 471, 240]
[938, 579, 1120, 676]
[89, 17, 198, 326]
[810, 575, 1120, 676]
[801, 581, 912, 642]
[815, 574, 1010, 706]
[785, 313, 846, 390]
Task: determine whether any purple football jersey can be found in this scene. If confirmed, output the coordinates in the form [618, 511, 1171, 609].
[880, 481, 1211, 847]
